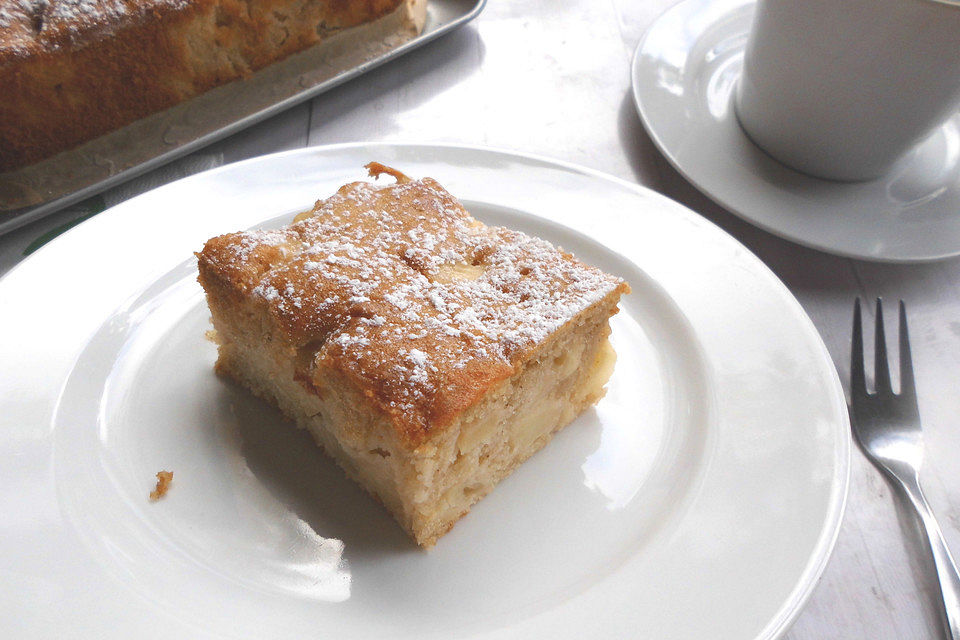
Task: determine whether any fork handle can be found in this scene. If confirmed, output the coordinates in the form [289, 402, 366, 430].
[896, 474, 960, 640]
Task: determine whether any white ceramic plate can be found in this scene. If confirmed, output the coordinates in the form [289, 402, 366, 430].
[631, 0, 960, 263]
[0, 144, 848, 639]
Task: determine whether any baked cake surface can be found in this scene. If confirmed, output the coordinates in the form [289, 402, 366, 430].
[197, 164, 629, 546]
[0, 0, 423, 170]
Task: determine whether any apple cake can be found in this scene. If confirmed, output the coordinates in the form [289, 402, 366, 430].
[0, 0, 426, 170]
[196, 163, 630, 547]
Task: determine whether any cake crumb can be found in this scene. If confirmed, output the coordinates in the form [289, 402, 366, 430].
[149, 470, 173, 501]
[365, 161, 411, 183]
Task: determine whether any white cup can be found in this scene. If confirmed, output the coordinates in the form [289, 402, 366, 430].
[735, 0, 960, 182]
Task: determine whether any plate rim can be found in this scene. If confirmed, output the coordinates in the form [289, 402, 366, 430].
[0, 141, 850, 640]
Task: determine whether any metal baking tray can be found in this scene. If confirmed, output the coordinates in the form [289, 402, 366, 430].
[0, 0, 485, 236]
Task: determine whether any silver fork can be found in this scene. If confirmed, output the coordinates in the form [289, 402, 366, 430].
[850, 298, 960, 639]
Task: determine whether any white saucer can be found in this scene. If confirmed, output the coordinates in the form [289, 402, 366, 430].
[631, 0, 960, 263]
[0, 144, 848, 639]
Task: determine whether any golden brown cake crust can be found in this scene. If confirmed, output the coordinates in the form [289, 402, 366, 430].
[197, 166, 629, 451]
[0, 0, 413, 170]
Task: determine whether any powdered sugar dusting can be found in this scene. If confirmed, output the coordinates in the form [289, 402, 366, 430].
[46, 0, 127, 24]
[206, 174, 626, 436]
[0, 2, 26, 30]
[1, 0, 190, 56]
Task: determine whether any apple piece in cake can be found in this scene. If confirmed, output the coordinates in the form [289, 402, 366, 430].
[196, 164, 630, 547]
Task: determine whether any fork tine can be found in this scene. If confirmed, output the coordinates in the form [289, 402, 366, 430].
[899, 301, 917, 401]
[851, 298, 866, 396]
[875, 298, 892, 394]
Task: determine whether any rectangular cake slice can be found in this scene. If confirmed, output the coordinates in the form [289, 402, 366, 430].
[196, 164, 629, 547]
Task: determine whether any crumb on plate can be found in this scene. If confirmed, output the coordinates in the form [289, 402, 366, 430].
[150, 470, 174, 501]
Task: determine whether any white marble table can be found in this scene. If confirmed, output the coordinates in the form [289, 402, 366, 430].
[3, 2, 958, 637]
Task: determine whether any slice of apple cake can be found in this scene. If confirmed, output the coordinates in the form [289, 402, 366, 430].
[196, 163, 629, 547]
